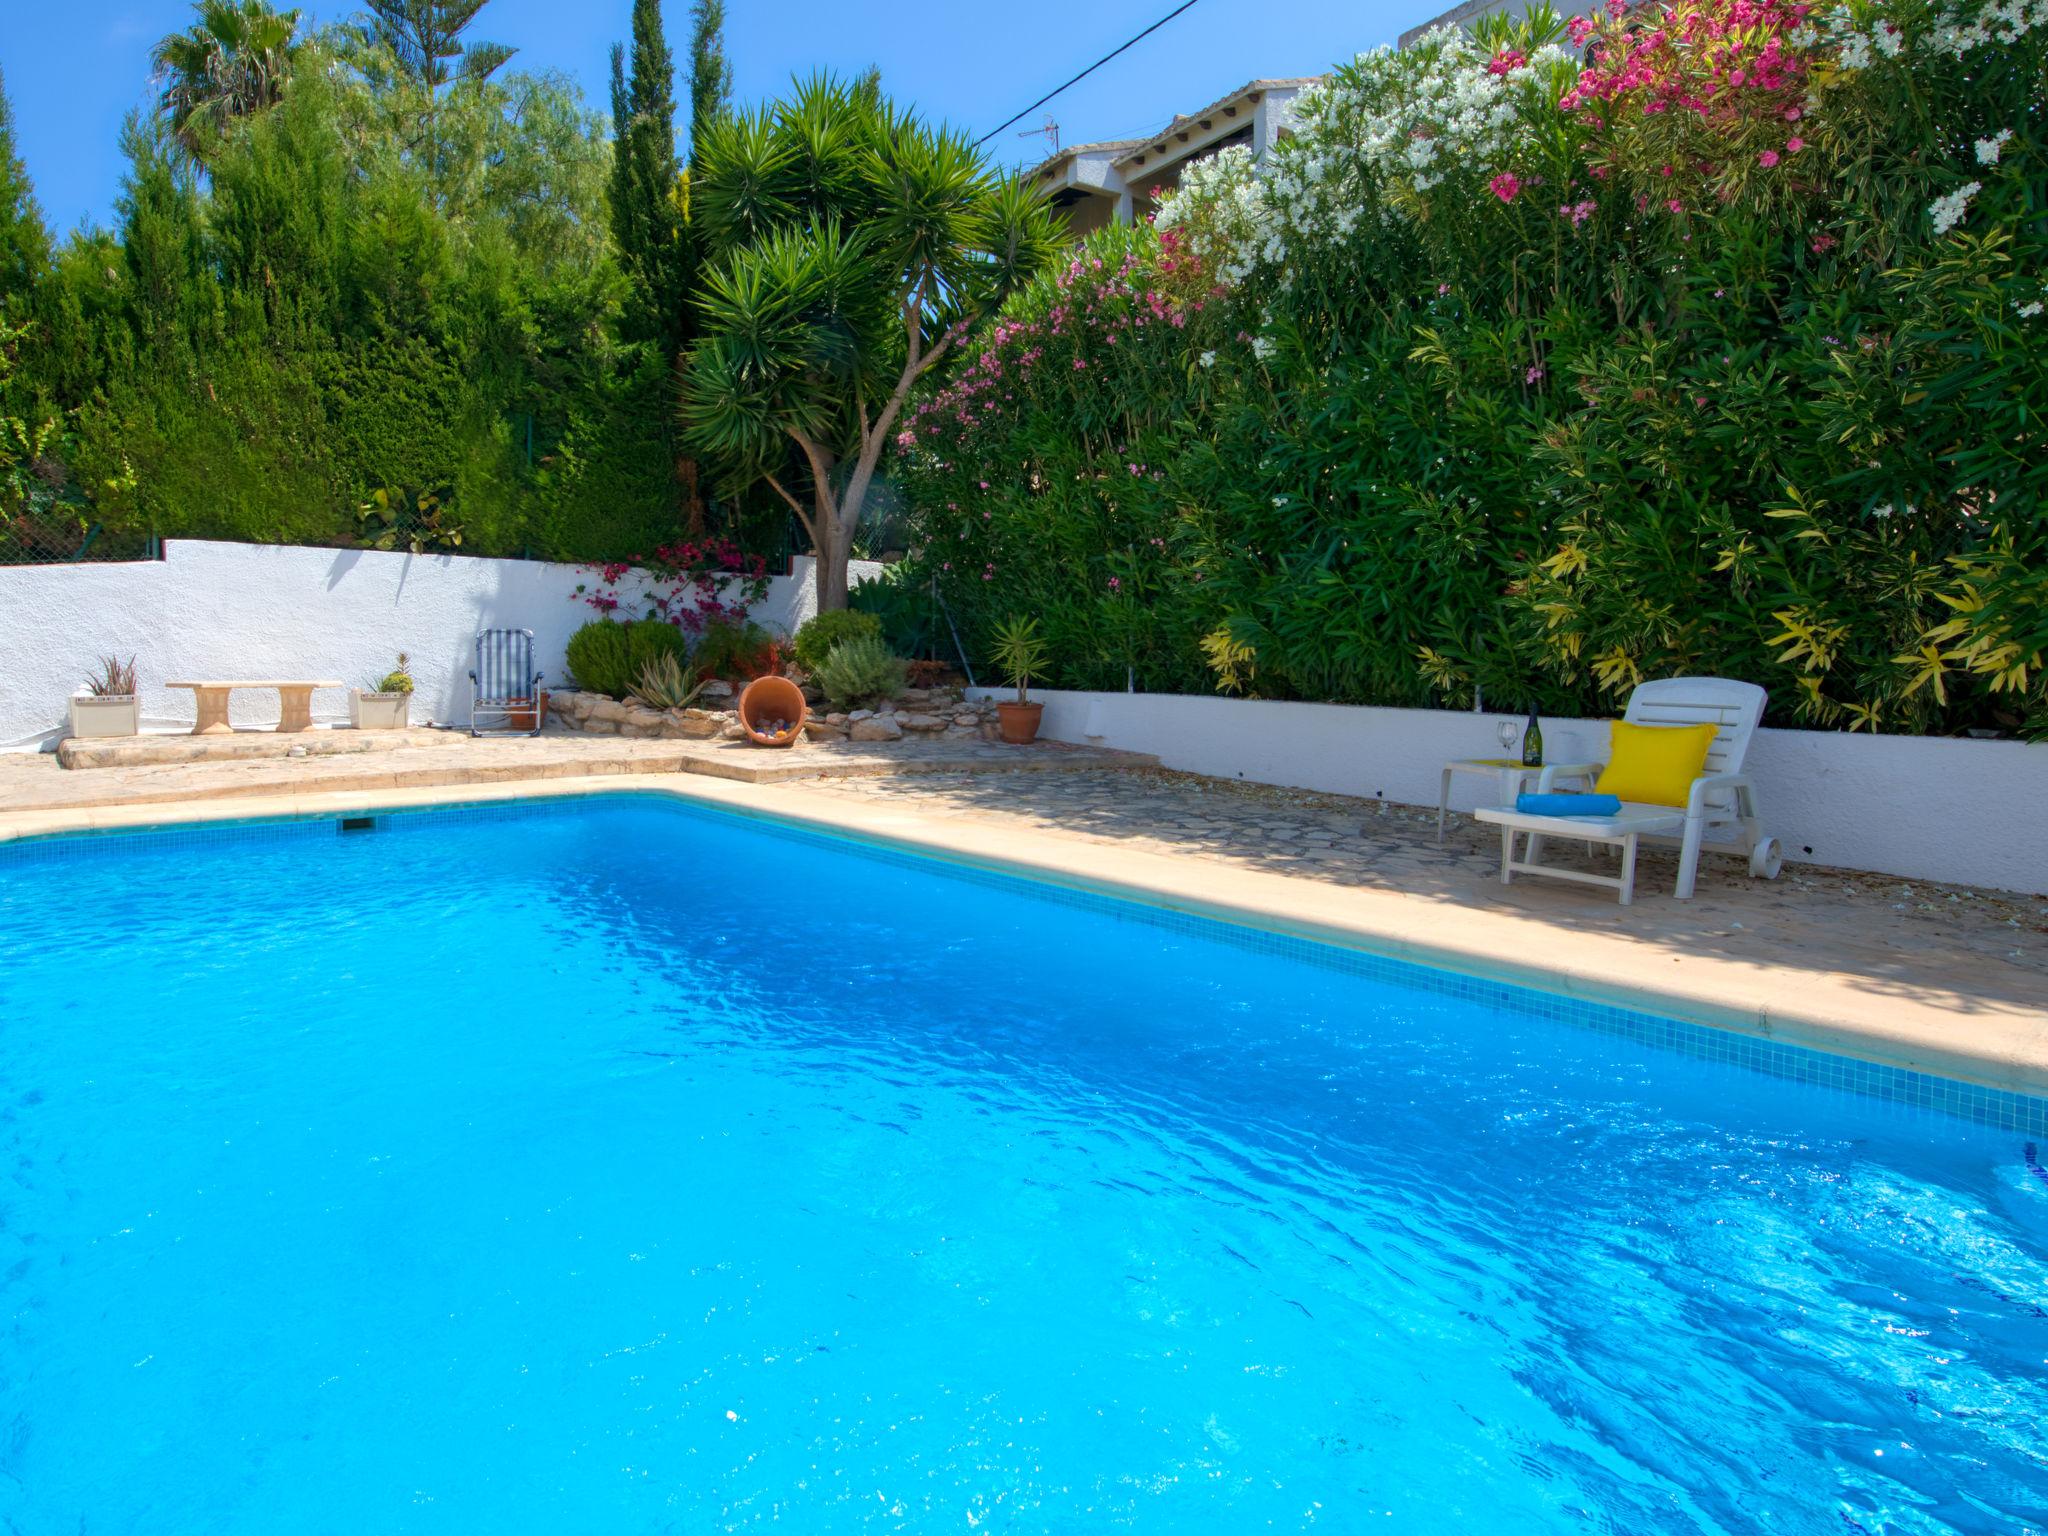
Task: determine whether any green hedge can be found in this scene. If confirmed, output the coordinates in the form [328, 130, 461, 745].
[893, 0, 2048, 739]
[1, 53, 728, 567]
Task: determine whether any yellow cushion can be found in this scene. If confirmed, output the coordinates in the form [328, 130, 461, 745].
[1595, 720, 1717, 807]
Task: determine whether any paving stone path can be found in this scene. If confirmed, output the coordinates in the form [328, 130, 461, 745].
[780, 768, 2048, 1011]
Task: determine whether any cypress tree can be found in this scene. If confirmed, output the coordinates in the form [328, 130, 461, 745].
[0, 67, 52, 325]
[607, 0, 687, 353]
[687, 0, 732, 156]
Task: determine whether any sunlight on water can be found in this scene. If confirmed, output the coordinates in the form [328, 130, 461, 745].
[1, 800, 2043, 1533]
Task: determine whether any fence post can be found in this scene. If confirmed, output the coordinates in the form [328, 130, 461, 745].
[934, 579, 976, 688]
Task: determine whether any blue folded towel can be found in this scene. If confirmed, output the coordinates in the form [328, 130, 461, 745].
[1515, 792, 1623, 818]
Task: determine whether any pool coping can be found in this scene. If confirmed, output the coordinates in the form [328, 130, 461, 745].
[4, 773, 2045, 1102]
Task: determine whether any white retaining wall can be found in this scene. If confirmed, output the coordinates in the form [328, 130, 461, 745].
[975, 688, 2048, 896]
[0, 540, 879, 749]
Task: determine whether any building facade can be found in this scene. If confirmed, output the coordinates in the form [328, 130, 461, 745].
[1024, 78, 1316, 239]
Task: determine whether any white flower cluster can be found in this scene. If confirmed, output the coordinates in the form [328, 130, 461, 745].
[1818, 0, 2043, 63]
[1157, 25, 1569, 286]
[1154, 143, 1270, 282]
[1974, 128, 2013, 164]
[1928, 180, 1982, 234]
[1808, 5, 1905, 66]
[1928, 0, 2048, 55]
[1297, 28, 1556, 194]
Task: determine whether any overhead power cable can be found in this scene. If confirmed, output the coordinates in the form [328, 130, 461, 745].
[974, 0, 1206, 147]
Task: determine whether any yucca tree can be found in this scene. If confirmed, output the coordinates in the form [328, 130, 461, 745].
[683, 77, 1062, 611]
[150, 0, 303, 163]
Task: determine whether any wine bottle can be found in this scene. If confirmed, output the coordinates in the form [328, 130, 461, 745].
[1521, 708, 1543, 768]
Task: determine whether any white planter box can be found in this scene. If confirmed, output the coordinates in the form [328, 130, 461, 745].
[68, 694, 139, 738]
[349, 691, 411, 730]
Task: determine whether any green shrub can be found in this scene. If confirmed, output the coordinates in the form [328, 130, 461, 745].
[692, 613, 774, 681]
[812, 634, 907, 710]
[566, 620, 633, 696]
[374, 652, 415, 694]
[850, 567, 940, 659]
[627, 618, 688, 683]
[791, 608, 881, 674]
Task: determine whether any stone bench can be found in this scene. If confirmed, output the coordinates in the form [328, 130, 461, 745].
[166, 679, 346, 735]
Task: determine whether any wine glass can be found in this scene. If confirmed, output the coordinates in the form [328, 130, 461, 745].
[1495, 717, 1519, 760]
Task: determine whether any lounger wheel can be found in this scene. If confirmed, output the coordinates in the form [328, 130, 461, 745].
[1748, 837, 1782, 880]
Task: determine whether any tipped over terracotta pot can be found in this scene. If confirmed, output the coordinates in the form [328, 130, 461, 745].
[738, 675, 808, 747]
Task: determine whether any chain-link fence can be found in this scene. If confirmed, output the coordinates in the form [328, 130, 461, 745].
[0, 513, 159, 566]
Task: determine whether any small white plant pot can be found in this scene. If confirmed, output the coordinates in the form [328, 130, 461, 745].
[349, 691, 411, 730]
[68, 694, 140, 738]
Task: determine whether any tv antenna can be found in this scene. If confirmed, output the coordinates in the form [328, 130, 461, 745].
[1017, 116, 1060, 155]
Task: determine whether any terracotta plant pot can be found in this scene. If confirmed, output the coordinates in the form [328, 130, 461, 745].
[996, 700, 1043, 744]
[738, 675, 807, 747]
[502, 691, 548, 732]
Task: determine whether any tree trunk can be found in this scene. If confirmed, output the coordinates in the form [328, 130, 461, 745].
[813, 539, 849, 613]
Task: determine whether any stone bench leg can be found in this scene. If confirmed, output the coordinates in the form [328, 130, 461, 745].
[275, 685, 316, 733]
[190, 687, 234, 735]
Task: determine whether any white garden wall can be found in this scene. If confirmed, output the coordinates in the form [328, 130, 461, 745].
[0, 540, 880, 750]
[975, 688, 2048, 896]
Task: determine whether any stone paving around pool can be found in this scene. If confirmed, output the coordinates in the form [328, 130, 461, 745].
[0, 729, 1151, 815]
[773, 767, 2048, 1020]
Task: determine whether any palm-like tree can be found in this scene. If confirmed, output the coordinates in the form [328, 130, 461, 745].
[151, 0, 303, 162]
[684, 78, 1062, 611]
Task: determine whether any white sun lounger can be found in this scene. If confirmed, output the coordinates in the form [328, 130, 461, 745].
[1473, 677, 1782, 904]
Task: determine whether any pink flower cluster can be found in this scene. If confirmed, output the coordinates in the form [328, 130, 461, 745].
[1560, 0, 1814, 124]
[576, 537, 771, 631]
[898, 238, 1210, 454]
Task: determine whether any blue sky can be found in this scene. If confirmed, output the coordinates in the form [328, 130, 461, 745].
[3, 0, 1423, 236]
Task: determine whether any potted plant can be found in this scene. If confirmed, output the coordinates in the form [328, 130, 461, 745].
[990, 616, 1049, 744]
[350, 652, 414, 730]
[503, 688, 548, 732]
[69, 655, 139, 738]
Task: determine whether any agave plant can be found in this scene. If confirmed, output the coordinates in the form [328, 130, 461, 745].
[628, 651, 706, 711]
[85, 655, 138, 697]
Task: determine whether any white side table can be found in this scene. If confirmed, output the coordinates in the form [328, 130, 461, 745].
[1436, 758, 1597, 843]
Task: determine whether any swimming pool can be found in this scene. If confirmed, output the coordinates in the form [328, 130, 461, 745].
[2, 795, 2044, 1533]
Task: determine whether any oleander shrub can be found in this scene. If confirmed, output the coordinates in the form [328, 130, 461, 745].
[812, 634, 907, 710]
[566, 619, 634, 697]
[791, 609, 882, 674]
[894, 0, 2048, 737]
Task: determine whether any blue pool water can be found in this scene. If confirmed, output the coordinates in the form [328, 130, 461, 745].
[1, 799, 2044, 1534]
